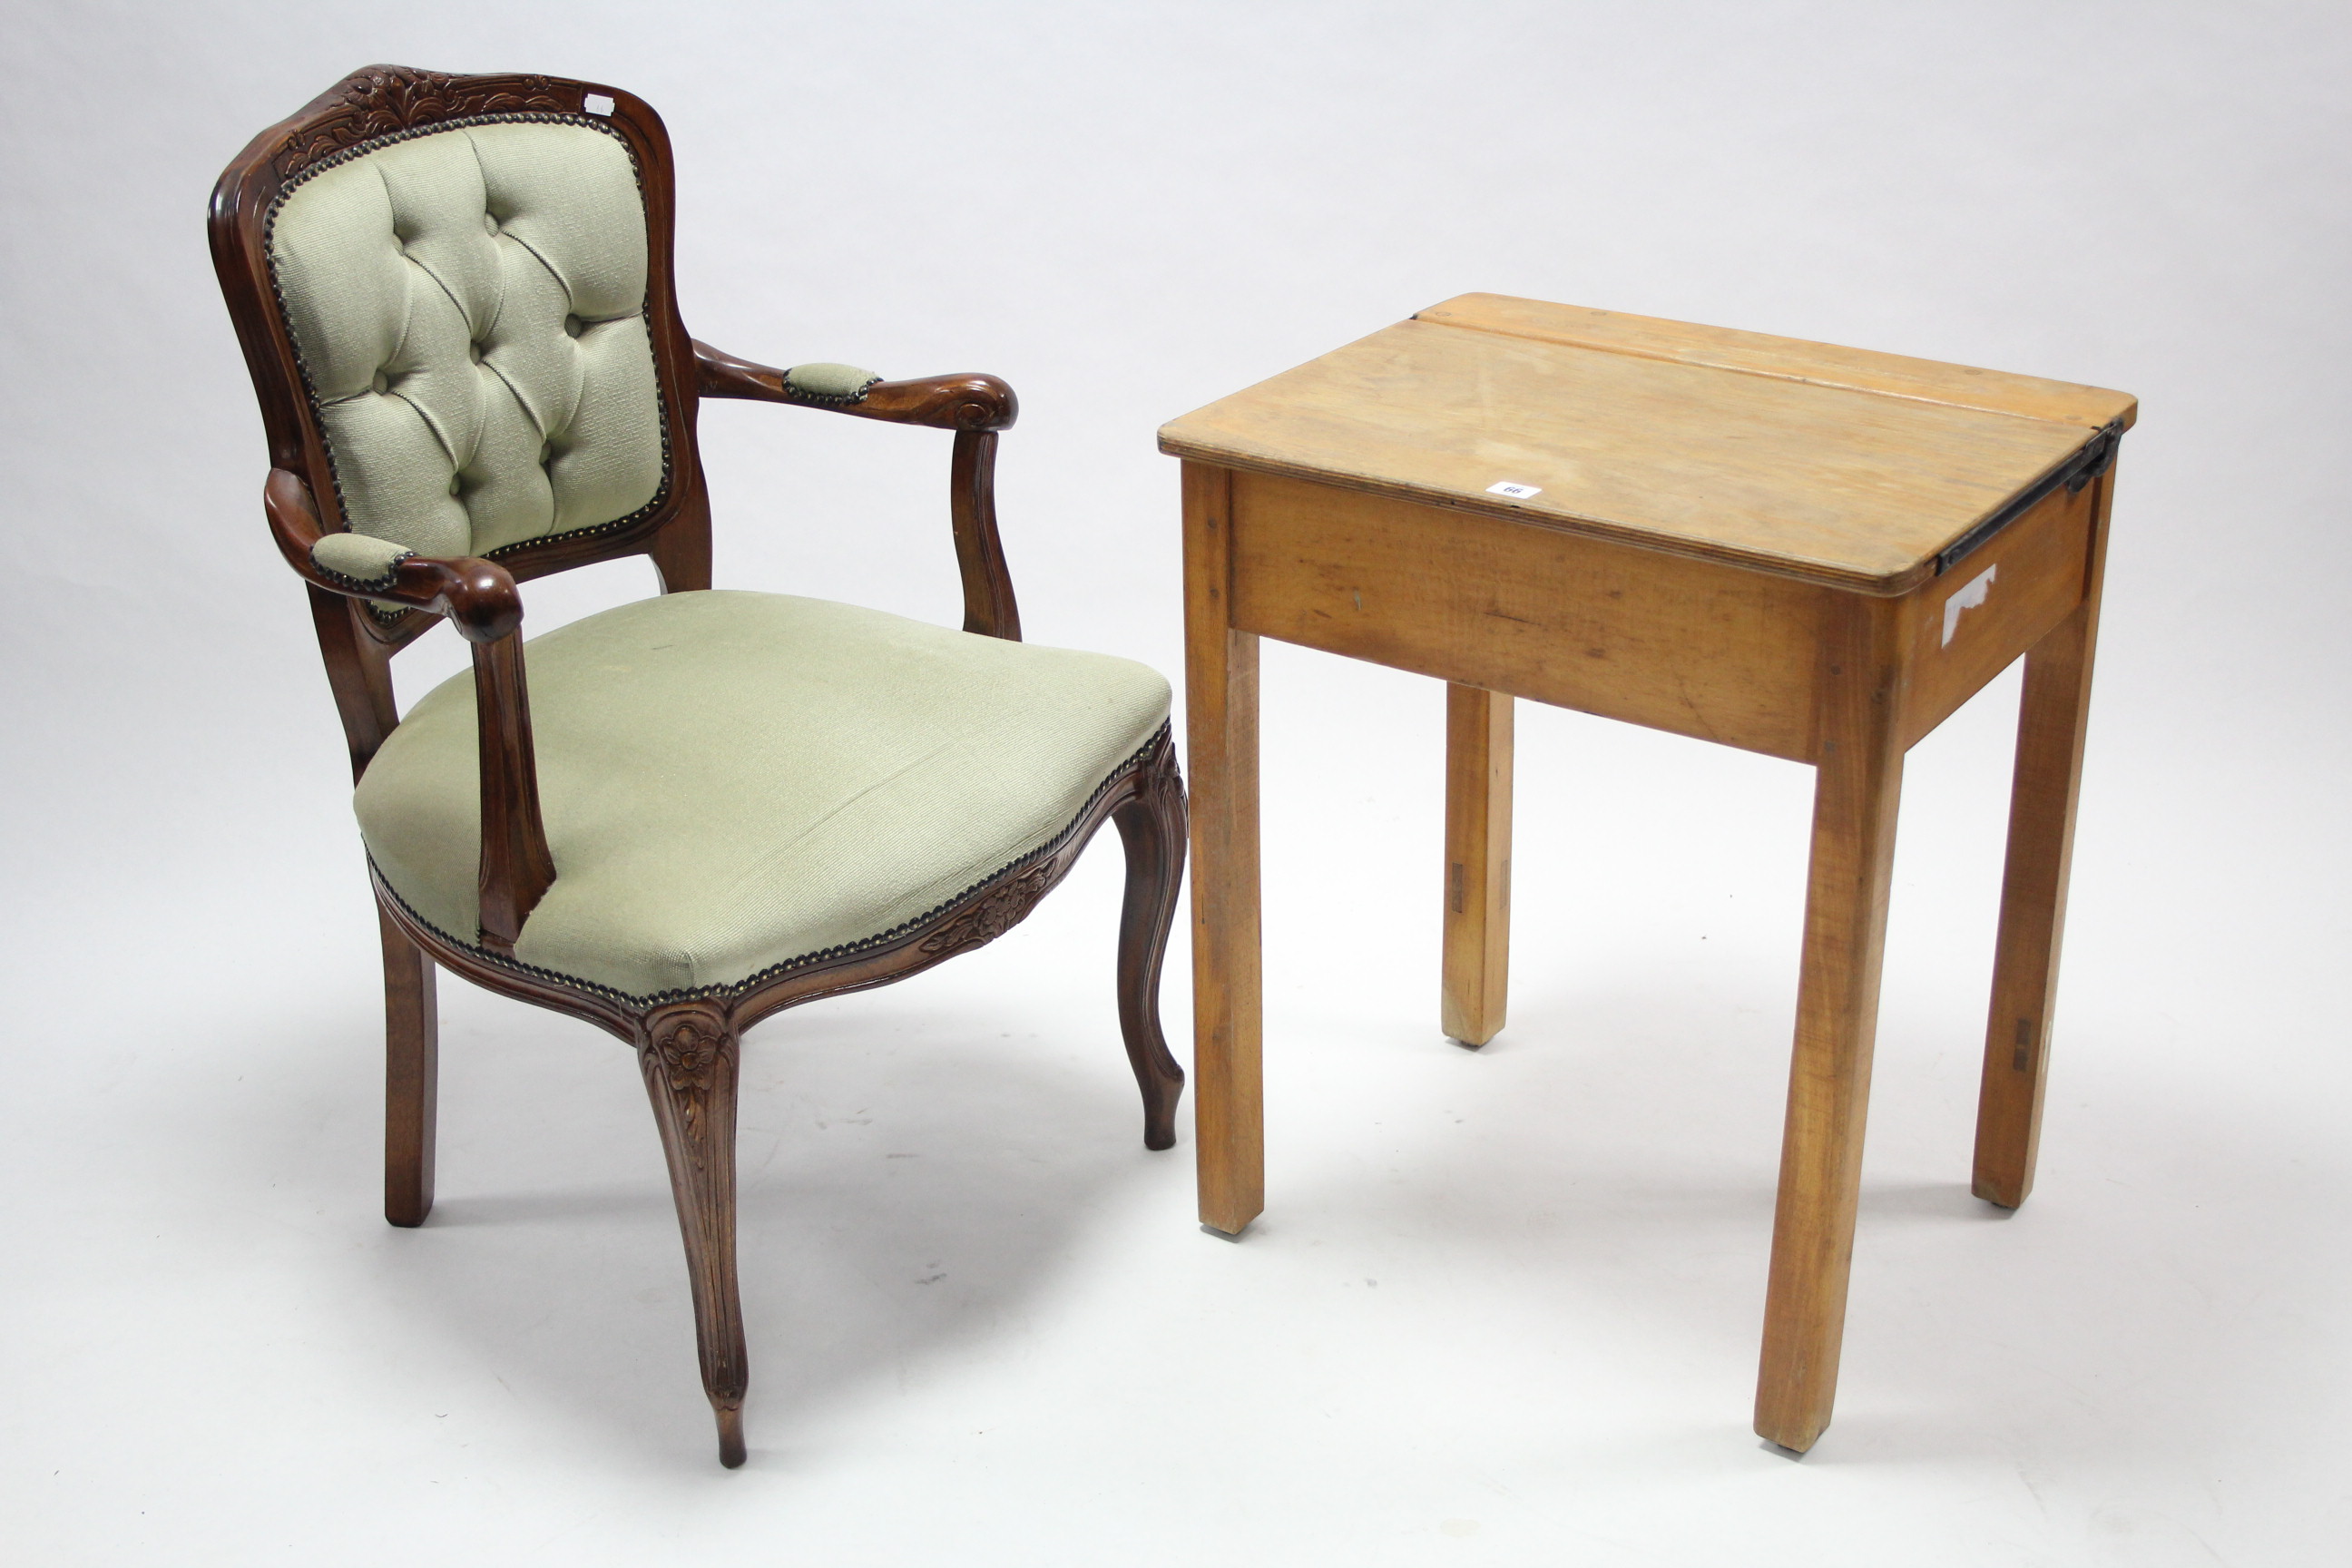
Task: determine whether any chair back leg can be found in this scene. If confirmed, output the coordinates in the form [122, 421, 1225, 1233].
[637, 1002, 750, 1466]
[1112, 735, 1189, 1151]
[379, 907, 440, 1228]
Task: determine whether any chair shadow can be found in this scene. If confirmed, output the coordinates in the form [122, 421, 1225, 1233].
[359, 993, 1171, 1469]
[421, 1187, 680, 1227]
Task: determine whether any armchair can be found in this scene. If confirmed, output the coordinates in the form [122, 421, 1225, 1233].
[211, 65, 1185, 1467]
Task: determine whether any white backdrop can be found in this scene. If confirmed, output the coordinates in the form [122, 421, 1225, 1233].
[4, 3, 2347, 1563]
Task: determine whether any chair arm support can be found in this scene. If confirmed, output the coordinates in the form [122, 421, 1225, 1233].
[949, 430, 1021, 642]
[264, 467, 554, 949]
[467, 631, 557, 954]
[687, 349, 1024, 640]
[691, 341, 1018, 432]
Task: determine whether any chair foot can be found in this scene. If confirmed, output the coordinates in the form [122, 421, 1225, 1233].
[1113, 735, 1189, 1151]
[715, 1401, 746, 1468]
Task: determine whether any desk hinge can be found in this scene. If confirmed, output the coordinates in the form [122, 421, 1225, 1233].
[1936, 418, 2125, 574]
[2064, 418, 2122, 493]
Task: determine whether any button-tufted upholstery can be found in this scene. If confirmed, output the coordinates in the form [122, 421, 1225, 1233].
[356, 591, 1173, 1002]
[269, 121, 666, 561]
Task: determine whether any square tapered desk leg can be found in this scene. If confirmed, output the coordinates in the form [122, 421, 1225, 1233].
[1755, 598, 1907, 1454]
[1183, 462, 1265, 1238]
[1443, 684, 1514, 1047]
[1974, 467, 2112, 1208]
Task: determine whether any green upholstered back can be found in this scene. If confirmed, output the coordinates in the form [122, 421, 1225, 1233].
[268, 120, 667, 562]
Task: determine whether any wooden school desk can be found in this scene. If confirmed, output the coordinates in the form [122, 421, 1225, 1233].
[1160, 294, 2134, 1452]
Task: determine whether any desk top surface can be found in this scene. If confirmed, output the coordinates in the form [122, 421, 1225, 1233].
[1159, 294, 2136, 595]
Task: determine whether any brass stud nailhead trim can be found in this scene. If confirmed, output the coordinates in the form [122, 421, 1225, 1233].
[260, 110, 680, 627]
[370, 725, 1173, 1010]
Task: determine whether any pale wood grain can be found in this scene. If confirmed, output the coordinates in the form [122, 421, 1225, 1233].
[1183, 461, 1266, 1237]
[1168, 299, 2130, 1446]
[1416, 294, 2138, 431]
[1898, 480, 2093, 749]
[1755, 595, 1908, 1455]
[1442, 685, 1513, 1046]
[1162, 312, 2114, 595]
[1228, 469, 1835, 762]
[1972, 462, 2114, 1208]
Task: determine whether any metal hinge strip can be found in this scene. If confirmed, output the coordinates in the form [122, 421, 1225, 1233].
[1935, 418, 2123, 574]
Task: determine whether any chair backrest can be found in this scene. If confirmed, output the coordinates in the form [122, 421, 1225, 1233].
[212, 66, 710, 644]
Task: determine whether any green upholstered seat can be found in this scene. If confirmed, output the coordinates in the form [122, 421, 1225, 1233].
[357, 590, 1171, 1003]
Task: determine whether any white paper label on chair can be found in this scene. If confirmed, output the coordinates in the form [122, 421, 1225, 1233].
[583, 93, 616, 116]
[1941, 564, 1998, 647]
[1486, 481, 1542, 499]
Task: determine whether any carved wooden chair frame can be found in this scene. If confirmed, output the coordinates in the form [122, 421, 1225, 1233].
[210, 66, 1186, 1466]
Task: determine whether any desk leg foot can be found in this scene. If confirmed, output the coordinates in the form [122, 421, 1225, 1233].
[1973, 596, 2099, 1210]
[1442, 684, 1513, 1048]
[1756, 609, 1904, 1455]
[1184, 462, 1266, 1239]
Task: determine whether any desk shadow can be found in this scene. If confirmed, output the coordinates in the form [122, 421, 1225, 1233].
[1860, 1180, 2016, 1222]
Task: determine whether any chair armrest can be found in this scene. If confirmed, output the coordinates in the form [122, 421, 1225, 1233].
[692, 341, 1017, 432]
[266, 468, 522, 643]
[266, 468, 554, 950]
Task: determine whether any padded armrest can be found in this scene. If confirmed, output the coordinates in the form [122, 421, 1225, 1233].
[692, 341, 1017, 432]
[776, 362, 883, 403]
[266, 468, 524, 643]
[311, 531, 414, 588]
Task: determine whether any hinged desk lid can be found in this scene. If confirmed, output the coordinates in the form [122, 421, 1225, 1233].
[1159, 294, 2136, 595]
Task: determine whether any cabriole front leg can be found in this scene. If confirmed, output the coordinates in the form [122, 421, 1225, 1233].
[637, 1003, 750, 1467]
